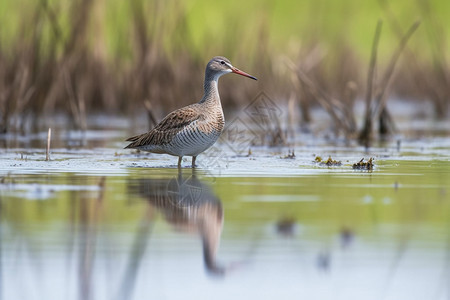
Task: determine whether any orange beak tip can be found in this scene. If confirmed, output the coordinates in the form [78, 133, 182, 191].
[232, 68, 258, 81]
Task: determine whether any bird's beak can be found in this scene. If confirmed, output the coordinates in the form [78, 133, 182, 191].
[231, 67, 258, 80]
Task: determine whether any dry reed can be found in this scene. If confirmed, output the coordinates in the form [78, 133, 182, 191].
[45, 127, 51, 161]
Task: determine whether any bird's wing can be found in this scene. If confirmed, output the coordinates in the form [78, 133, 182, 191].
[125, 106, 202, 148]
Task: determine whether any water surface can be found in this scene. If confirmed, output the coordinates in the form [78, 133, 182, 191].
[0, 113, 449, 300]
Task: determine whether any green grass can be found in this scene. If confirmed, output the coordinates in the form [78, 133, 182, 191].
[1, 0, 448, 62]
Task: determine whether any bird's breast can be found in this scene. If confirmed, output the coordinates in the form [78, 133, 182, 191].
[167, 112, 224, 157]
[198, 111, 225, 135]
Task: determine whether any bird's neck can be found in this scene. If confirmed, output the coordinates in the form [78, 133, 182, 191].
[200, 75, 221, 107]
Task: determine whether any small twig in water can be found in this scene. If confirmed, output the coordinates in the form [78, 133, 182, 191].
[46, 128, 51, 161]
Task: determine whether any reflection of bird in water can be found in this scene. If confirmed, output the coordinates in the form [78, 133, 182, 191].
[129, 169, 224, 275]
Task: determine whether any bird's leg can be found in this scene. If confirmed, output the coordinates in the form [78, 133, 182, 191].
[178, 156, 182, 168]
[192, 156, 197, 168]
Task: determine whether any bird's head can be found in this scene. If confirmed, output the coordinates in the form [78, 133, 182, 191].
[207, 56, 257, 81]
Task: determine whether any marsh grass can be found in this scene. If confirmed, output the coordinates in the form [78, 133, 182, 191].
[0, 0, 448, 147]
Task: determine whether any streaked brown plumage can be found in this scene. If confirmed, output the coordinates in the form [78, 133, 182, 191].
[125, 56, 257, 167]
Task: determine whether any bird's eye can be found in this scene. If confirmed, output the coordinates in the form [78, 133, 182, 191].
[220, 60, 225, 65]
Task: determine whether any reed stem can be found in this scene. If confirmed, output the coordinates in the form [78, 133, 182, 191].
[46, 128, 51, 161]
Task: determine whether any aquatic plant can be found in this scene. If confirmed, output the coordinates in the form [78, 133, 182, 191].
[314, 156, 342, 167]
[352, 157, 374, 170]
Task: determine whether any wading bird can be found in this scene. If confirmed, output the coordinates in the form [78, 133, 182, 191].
[125, 56, 257, 168]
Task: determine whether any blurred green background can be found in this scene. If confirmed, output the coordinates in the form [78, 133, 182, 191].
[1, 0, 448, 60]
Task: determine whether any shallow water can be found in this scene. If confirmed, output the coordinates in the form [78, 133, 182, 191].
[0, 111, 449, 300]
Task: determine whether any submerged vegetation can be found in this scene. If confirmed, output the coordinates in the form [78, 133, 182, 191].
[314, 156, 342, 167]
[352, 158, 375, 170]
[313, 156, 375, 170]
[0, 0, 448, 146]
